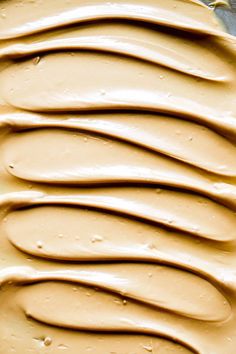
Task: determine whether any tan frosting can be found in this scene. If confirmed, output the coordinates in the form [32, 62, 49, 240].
[1, 0, 236, 353]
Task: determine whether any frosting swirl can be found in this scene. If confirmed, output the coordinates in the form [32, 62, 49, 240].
[0, 1, 236, 353]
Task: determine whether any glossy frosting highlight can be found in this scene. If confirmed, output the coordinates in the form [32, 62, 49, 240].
[1, 1, 236, 353]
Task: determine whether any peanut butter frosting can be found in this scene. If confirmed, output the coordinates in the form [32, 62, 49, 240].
[0, 1, 236, 353]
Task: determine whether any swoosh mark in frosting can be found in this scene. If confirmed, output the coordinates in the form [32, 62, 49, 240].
[1, 1, 236, 353]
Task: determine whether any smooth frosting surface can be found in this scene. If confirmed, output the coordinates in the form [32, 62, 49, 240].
[1, 1, 236, 353]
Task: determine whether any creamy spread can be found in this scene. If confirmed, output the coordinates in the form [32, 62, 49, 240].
[0, 0, 236, 353]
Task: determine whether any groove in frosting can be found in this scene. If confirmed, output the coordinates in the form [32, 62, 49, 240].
[0, 263, 231, 322]
[0, 22, 231, 81]
[2, 188, 236, 242]
[4, 205, 234, 286]
[2, 110, 236, 176]
[3, 127, 236, 212]
[1, 49, 236, 137]
[0, 0, 223, 40]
